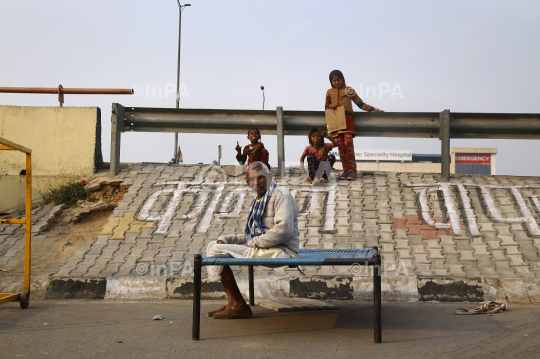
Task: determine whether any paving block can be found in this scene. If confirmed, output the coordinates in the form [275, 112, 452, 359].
[475, 255, 495, 268]
[109, 251, 131, 264]
[422, 230, 439, 240]
[365, 227, 379, 236]
[458, 249, 476, 261]
[507, 254, 527, 266]
[121, 233, 139, 244]
[515, 240, 540, 261]
[85, 259, 111, 276]
[157, 247, 173, 257]
[471, 242, 490, 256]
[53, 258, 84, 276]
[170, 250, 187, 262]
[109, 211, 137, 240]
[149, 234, 166, 243]
[140, 245, 160, 262]
[86, 243, 108, 255]
[111, 209, 127, 218]
[502, 245, 522, 255]
[493, 260, 517, 277]
[426, 248, 445, 259]
[115, 257, 139, 276]
[139, 227, 156, 238]
[379, 232, 394, 242]
[391, 219, 406, 229]
[126, 220, 156, 234]
[127, 246, 147, 258]
[100, 263, 122, 277]
[69, 254, 101, 277]
[99, 217, 121, 235]
[459, 261, 482, 277]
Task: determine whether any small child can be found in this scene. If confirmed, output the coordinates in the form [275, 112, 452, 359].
[235, 128, 270, 168]
[300, 127, 338, 185]
[326, 70, 384, 180]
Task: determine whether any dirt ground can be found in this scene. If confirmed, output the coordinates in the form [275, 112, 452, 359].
[41, 208, 114, 271]
[47, 208, 113, 252]
[0, 300, 539, 359]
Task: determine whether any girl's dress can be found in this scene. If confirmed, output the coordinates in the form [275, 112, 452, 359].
[325, 80, 381, 177]
[302, 143, 336, 179]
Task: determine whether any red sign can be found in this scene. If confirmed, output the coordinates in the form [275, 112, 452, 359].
[455, 153, 491, 164]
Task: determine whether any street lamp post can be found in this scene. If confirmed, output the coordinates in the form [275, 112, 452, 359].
[173, 2, 191, 164]
[260, 86, 265, 110]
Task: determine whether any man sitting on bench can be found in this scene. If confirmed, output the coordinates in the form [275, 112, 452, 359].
[206, 161, 300, 319]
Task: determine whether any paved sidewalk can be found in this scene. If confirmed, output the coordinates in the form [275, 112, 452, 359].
[1, 300, 539, 358]
[2, 163, 540, 302]
[0, 204, 63, 272]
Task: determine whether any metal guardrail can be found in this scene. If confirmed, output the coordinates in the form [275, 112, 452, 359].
[110, 103, 540, 177]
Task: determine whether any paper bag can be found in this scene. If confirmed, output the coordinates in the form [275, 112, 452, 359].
[325, 106, 347, 133]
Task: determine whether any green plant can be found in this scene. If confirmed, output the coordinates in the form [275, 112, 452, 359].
[44, 181, 89, 206]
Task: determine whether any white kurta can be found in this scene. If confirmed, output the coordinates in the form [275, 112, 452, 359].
[206, 185, 300, 282]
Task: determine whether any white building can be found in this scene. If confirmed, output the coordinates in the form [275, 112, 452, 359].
[331, 147, 497, 175]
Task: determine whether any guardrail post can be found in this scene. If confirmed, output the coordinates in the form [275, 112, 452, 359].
[276, 107, 285, 177]
[440, 109, 450, 178]
[110, 103, 124, 177]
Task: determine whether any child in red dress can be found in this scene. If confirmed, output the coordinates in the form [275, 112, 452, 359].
[300, 127, 339, 185]
[235, 128, 270, 168]
[325, 70, 384, 180]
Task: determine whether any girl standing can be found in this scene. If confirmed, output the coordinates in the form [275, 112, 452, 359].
[325, 70, 384, 180]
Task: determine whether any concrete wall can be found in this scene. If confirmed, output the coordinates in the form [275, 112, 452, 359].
[0, 106, 102, 212]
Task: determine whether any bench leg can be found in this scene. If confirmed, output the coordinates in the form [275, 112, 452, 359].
[373, 252, 382, 343]
[192, 254, 202, 341]
[248, 265, 255, 306]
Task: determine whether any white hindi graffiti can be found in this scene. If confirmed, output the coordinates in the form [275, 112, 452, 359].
[137, 181, 540, 237]
[138, 181, 339, 234]
[408, 183, 540, 236]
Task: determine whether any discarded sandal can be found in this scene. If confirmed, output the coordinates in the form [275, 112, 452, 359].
[207, 305, 228, 317]
[454, 308, 483, 315]
[455, 299, 508, 315]
[213, 305, 252, 319]
[493, 299, 508, 311]
[487, 299, 508, 314]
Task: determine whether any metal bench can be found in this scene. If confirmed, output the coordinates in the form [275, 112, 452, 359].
[192, 247, 382, 343]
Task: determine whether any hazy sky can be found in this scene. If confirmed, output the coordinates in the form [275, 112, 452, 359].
[1, 1, 539, 175]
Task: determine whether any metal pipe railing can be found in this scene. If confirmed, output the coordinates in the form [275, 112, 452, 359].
[0, 86, 133, 106]
[110, 104, 540, 178]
